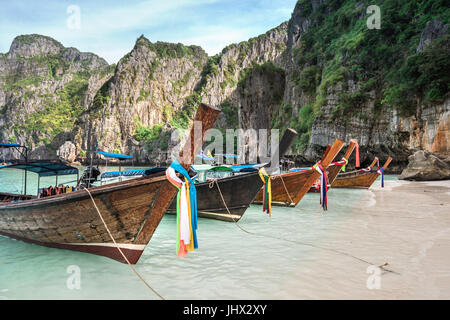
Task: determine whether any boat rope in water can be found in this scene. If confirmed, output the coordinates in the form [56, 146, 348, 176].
[82, 186, 165, 300]
[212, 178, 399, 275]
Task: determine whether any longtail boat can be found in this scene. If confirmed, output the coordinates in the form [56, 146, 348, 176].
[331, 156, 392, 188]
[167, 128, 299, 222]
[309, 139, 358, 192]
[0, 103, 220, 264]
[253, 139, 345, 207]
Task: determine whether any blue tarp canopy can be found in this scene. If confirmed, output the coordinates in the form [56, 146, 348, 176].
[288, 168, 309, 173]
[101, 169, 147, 179]
[229, 164, 260, 173]
[101, 167, 166, 179]
[0, 160, 79, 177]
[90, 151, 133, 159]
[0, 142, 20, 148]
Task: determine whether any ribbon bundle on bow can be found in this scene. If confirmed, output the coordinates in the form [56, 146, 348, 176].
[377, 168, 384, 188]
[258, 168, 271, 216]
[331, 157, 349, 172]
[313, 162, 328, 211]
[166, 159, 198, 257]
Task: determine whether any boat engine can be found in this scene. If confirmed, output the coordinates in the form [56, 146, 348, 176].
[79, 166, 101, 188]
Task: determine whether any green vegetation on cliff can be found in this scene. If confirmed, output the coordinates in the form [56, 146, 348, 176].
[288, 0, 449, 150]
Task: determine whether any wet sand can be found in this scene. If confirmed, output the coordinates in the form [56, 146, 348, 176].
[283, 179, 450, 299]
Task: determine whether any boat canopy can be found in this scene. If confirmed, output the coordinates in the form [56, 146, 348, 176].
[89, 151, 133, 159]
[288, 168, 309, 173]
[229, 164, 262, 173]
[0, 142, 21, 148]
[0, 160, 79, 177]
[208, 166, 233, 172]
[100, 167, 166, 179]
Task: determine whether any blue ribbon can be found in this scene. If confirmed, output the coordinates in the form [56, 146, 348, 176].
[169, 159, 198, 249]
[378, 168, 384, 188]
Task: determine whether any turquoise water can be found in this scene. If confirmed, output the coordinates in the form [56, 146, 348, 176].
[0, 167, 397, 300]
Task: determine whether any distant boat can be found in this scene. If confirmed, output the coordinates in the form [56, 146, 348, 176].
[332, 156, 392, 188]
[0, 103, 220, 264]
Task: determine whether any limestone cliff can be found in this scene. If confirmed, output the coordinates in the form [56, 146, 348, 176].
[0, 0, 448, 172]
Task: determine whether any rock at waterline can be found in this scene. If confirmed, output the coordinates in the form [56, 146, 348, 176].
[399, 150, 450, 181]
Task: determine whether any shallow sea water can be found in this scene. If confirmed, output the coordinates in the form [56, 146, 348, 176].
[0, 169, 441, 300]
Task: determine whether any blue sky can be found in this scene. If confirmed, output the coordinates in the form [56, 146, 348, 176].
[0, 0, 297, 64]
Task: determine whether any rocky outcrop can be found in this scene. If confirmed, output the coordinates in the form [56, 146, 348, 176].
[0, 34, 111, 160]
[399, 150, 450, 181]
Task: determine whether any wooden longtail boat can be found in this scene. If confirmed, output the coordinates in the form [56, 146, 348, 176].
[167, 128, 299, 222]
[308, 140, 357, 192]
[331, 156, 392, 188]
[253, 139, 345, 207]
[0, 103, 220, 264]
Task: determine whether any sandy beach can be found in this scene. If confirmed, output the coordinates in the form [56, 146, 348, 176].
[280, 179, 450, 299]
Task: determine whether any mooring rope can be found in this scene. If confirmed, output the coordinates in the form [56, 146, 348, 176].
[211, 180, 398, 275]
[278, 174, 295, 205]
[82, 186, 166, 300]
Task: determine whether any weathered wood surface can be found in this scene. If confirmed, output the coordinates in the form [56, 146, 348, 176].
[332, 156, 392, 189]
[0, 103, 220, 264]
[254, 139, 345, 207]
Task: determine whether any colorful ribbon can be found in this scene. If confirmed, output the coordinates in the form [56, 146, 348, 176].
[166, 159, 198, 257]
[377, 168, 384, 188]
[313, 162, 328, 211]
[331, 157, 349, 172]
[258, 168, 271, 216]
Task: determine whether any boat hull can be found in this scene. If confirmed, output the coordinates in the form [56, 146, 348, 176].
[0, 175, 174, 264]
[167, 172, 263, 222]
[253, 169, 317, 207]
[331, 171, 380, 188]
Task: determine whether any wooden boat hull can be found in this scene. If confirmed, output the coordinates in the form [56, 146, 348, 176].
[0, 175, 173, 264]
[167, 172, 263, 222]
[254, 139, 345, 207]
[332, 156, 392, 189]
[331, 171, 380, 188]
[253, 169, 317, 207]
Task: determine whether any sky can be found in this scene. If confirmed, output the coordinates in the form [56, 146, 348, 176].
[0, 0, 297, 64]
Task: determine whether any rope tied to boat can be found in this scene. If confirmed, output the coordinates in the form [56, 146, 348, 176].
[278, 174, 294, 206]
[81, 186, 165, 300]
[377, 168, 384, 188]
[313, 162, 328, 211]
[258, 168, 272, 216]
[166, 159, 198, 257]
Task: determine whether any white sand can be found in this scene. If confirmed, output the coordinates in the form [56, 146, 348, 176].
[282, 179, 450, 299]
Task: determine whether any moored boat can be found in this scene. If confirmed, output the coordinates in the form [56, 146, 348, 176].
[0, 103, 220, 264]
[253, 139, 345, 207]
[308, 139, 358, 192]
[331, 156, 392, 188]
[167, 128, 299, 222]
